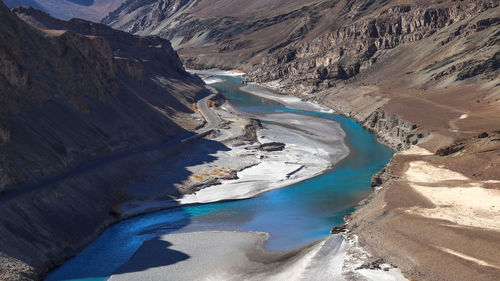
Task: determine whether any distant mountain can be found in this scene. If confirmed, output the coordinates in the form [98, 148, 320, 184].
[103, 0, 337, 69]
[4, 0, 126, 21]
[0, 4, 206, 280]
[104, 0, 499, 93]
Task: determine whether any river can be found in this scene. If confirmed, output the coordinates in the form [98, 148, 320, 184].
[46, 76, 393, 281]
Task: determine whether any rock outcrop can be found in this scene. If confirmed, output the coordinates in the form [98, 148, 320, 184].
[248, 0, 498, 93]
[0, 4, 207, 280]
[258, 142, 286, 152]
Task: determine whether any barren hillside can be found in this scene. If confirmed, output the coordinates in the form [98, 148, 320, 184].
[0, 3, 207, 280]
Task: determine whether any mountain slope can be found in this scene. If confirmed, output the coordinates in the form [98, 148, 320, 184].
[2, 5, 206, 194]
[0, 4, 207, 280]
[103, 0, 343, 69]
[4, 0, 125, 21]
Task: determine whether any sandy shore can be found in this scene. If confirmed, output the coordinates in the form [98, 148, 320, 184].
[241, 84, 334, 113]
[178, 105, 348, 204]
[119, 76, 349, 215]
[105, 78, 408, 281]
[109, 231, 405, 281]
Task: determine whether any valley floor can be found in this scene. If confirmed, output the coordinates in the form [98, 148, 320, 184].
[257, 63, 500, 280]
[118, 77, 349, 216]
[104, 75, 407, 281]
[109, 232, 406, 281]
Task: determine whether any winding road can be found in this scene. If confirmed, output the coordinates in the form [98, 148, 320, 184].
[0, 88, 221, 204]
[196, 87, 222, 133]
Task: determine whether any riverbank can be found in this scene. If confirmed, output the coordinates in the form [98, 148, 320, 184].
[253, 73, 500, 280]
[109, 232, 405, 281]
[117, 74, 349, 215]
[99, 74, 406, 281]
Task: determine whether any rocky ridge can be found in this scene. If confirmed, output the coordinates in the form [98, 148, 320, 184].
[0, 4, 208, 280]
[248, 0, 498, 93]
[103, 0, 345, 69]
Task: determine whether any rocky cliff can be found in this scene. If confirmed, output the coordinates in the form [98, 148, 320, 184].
[248, 0, 498, 94]
[103, 0, 346, 69]
[0, 4, 207, 280]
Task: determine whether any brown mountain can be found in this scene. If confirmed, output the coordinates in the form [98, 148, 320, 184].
[0, 3, 207, 280]
[103, 0, 500, 280]
[103, 0, 344, 69]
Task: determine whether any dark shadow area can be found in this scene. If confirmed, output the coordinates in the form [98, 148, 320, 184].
[113, 239, 190, 275]
[0, 6, 217, 281]
[37, 134, 231, 280]
[37, 133, 232, 280]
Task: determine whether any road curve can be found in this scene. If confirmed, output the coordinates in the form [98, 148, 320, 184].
[0, 88, 222, 204]
[196, 87, 222, 133]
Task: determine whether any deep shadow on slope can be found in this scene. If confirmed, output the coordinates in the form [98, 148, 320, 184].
[0, 130, 231, 281]
[0, 4, 224, 281]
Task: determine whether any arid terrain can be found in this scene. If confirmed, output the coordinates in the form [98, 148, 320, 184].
[0, 3, 210, 280]
[1, 0, 499, 280]
[104, 0, 500, 280]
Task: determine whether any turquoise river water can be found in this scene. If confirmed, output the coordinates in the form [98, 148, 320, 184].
[46, 76, 394, 281]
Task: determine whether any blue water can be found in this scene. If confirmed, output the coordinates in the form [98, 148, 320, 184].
[46, 76, 394, 281]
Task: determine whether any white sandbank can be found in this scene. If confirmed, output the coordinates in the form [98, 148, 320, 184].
[120, 95, 348, 215]
[109, 231, 406, 281]
[241, 84, 334, 113]
[187, 69, 246, 77]
[179, 110, 348, 205]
